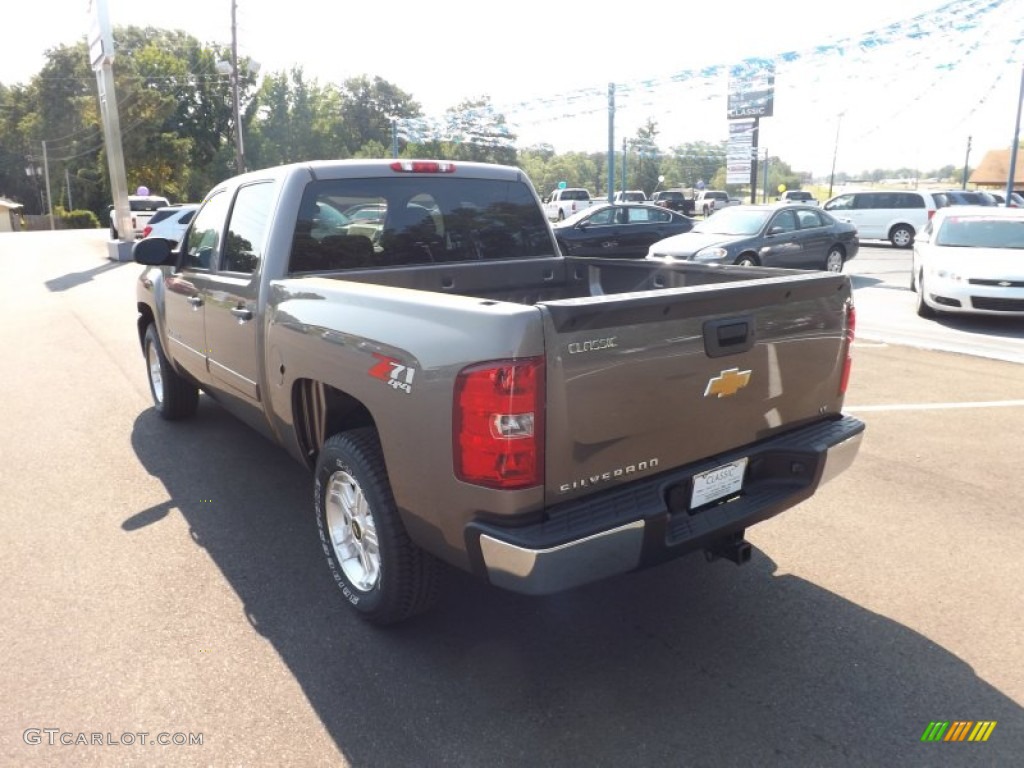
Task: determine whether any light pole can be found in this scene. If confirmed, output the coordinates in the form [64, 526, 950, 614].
[828, 112, 844, 199]
[962, 135, 972, 190]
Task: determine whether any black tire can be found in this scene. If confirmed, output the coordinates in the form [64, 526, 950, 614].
[557, 209, 565, 221]
[110, 223, 118, 240]
[915, 273, 936, 318]
[890, 224, 914, 248]
[734, 253, 759, 267]
[824, 246, 845, 273]
[143, 324, 199, 420]
[315, 428, 439, 625]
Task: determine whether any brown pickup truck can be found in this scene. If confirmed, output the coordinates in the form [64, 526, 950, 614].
[133, 159, 864, 624]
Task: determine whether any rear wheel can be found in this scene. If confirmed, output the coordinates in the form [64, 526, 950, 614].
[824, 246, 845, 273]
[890, 224, 914, 248]
[557, 210, 565, 221]
[143, 324, 199, 420]
[315, 428, 439, 625]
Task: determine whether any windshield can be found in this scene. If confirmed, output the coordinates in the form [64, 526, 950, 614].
[693, 207, 770, 235]
[935, 216, 1024, 248]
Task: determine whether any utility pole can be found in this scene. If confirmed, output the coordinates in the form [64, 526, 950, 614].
[606, 83, 615, 203]
[1006, 63, 1023, 206]
[230, 0, 245, 174]
[622, 137, 627, 196]
[42, 141, 54, 230]
[828, 113, 844, 199]
[65, 167, 74, 211]
[961, 136, 972, 190]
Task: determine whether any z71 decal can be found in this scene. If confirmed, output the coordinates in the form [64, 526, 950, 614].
[368, 354, 416, 394]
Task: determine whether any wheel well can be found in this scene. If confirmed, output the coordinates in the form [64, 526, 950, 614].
[137, 303, 155, 350]
[736, 251, 759, 264]
[292, 379, 376, 469]
[890, 222, 914, 236]
[829, 243, 846, 256]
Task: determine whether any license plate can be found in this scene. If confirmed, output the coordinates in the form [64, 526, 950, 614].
[691, 458, 748, 509]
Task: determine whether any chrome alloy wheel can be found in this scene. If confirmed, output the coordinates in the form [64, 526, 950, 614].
[325, 470, 381, 592]
[826, 248, 844, 273]
[147, 342, 164, 403]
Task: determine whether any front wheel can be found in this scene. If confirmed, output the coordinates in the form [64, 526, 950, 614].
[734, 253, 759, 267]
[315, 428, 439, 625]
[143, 324, 199, 420]
[890, 225, 914, 248]
[915, 273, 936, 318]
[824, 246, 845, 273]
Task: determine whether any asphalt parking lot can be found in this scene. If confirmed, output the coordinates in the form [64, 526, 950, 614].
[1, 231, 1021, 767]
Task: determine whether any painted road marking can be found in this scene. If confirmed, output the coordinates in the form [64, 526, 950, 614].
[846, 399, 1024, 413]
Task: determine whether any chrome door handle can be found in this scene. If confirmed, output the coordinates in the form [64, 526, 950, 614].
[230, 307, 253, 321]
[187, 296, 203, 307]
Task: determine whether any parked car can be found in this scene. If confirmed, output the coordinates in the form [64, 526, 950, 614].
[647, 203, 859, 272]
[822, 189, 942, 248]
[613, 190, 648, 203]
[986, 191, 1024, 207]
[141, 204, 199, 246]
[932, 190, 998, 208]
[649, 189, 695, 215]
[910, 205, 1024, 317]
[552, 203, 696, 258]
[109, 194, 172, 239]
[695, 190, 738, 217]
[777, 190, 817, 205]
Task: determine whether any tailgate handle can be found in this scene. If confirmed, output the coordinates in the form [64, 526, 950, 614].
[703, 317, 754, 358]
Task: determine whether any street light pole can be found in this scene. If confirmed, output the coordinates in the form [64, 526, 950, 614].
[828, 113, 844, 199]
[42, 141, 54, 230]
[230, 0, 245, 174]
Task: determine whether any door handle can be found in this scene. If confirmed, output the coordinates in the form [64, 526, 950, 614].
[231, 306, 253, 322]
[187, 295, 203, 307]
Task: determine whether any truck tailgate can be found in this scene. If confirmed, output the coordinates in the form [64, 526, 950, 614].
[538, 272, 852, 500]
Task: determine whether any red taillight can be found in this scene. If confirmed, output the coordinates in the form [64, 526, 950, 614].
[390, 160, 456, 174]
[840, 303, 856, 395]
[142, 225, 152, 238]
[927, 208, 936, 220]
[454, 358, 544, 489]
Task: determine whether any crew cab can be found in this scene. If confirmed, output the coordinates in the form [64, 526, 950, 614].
[695, 190, 739, 217]
[543, 187, 598, 221]
[133, 159, 864, 625]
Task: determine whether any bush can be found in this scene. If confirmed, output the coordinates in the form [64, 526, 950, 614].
[57, 208, 101, 229]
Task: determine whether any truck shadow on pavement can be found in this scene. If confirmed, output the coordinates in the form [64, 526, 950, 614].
[129, 402, 1023, 768]
[44, 259, 129, 293]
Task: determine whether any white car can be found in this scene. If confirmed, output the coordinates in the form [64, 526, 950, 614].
[141, 204, 199, 246]
[911, 206, 1024, 317]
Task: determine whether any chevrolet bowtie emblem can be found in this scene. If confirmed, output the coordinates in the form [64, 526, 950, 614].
[704, 368, 752, 398]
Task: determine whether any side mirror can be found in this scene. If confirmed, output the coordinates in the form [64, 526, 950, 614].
[133, 237, 176, 266]
[768, 226, 784, 236]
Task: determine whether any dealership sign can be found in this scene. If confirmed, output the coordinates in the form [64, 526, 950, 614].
[727, 59, 775, 120]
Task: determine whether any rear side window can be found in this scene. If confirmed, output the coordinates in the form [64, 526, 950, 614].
[290, 177, 555, 272]
[895, 193, 924, 208]
[147, 208, 177, 225]
[221, 182, 275, 274]
[561, 189, 589, 201]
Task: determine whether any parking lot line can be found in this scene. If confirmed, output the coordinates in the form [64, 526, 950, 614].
[845, 399, 1024, 413]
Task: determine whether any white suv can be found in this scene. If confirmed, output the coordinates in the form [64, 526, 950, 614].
[141, 204, 199, 246]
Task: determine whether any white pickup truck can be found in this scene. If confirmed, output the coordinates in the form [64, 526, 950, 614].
[543, 188, 599, 221]
[695, 190, 740, 217]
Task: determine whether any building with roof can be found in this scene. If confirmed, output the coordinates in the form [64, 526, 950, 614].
[0, 198, 25, 232]
[968, 148, 1024, 191]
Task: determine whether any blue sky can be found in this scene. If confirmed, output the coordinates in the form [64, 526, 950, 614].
[4, 0, 1022, 176]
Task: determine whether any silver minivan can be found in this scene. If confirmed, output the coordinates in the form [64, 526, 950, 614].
[822, 190, 939, 248]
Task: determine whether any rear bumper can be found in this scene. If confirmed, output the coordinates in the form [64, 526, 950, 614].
[467, 415, 864, 595]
